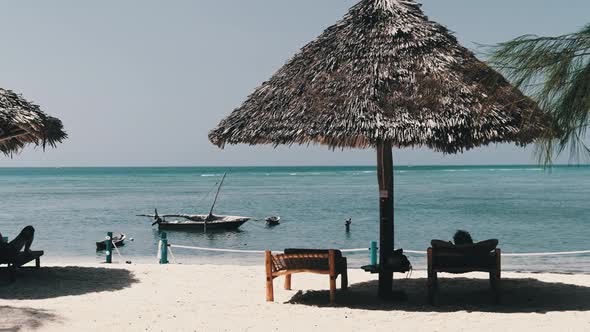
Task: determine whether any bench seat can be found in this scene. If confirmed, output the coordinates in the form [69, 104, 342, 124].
[0, 250, 44, 282]
[427, 245, 500, 304]
[265, 249, 347, 305]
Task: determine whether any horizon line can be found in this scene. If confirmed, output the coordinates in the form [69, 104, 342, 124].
[1, 163, 590, 169]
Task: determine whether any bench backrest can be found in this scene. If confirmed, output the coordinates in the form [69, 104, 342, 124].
[431, 239, 498, 256]
[270, 249, 344, 273]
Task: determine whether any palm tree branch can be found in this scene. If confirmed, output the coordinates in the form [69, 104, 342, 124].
[488, 23, 590, 164]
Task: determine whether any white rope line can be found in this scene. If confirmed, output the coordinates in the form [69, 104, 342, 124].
[170, 244, 268, 254]
[167, 244, 590, 257]
[502, 250, 590, 257]
[404, 250, 427, 254]
[112, 241, 124, 262]
[167, 245, 178, 264]
[316, 248, 590, 256]
[342, 248, 427, 254]
[340, 248, 369, 253]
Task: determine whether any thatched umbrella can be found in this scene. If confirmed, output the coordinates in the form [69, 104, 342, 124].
[0, 88, 67, 156]
[209, 0, 556, 298]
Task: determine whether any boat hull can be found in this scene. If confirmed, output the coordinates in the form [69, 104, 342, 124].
[157, 219, 249, 231]
[96, 235, 126, 251]
[265, 216, 280, 226]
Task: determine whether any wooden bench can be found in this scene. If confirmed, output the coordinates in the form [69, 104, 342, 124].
[265, 249, 348, 305]
[427, 243, 500, 304]
[0, 250, 44, 282]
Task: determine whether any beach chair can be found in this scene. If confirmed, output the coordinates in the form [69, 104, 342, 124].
[427, 239, 501, 304]
[0, 247, 44, 282]
[265, 249, 348, 305]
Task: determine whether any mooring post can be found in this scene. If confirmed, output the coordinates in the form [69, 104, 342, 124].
[106, 232, 113, 264]
[159, 232, 168, 264]
[370, 241, 378, 266]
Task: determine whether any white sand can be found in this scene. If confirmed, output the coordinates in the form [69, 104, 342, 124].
[1, 263, 590, 332]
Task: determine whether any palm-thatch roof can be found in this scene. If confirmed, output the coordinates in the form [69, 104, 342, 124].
[0, 88, 67, 156]
[209, 0, 557, 153]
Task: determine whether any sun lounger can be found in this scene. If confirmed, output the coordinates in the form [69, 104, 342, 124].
[0, 250, 44, 282]
[265, 249, 348, 305]
[427, 239, 500, 304]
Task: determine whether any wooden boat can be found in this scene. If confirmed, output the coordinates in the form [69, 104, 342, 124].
[265, 216, 280, 226]
[138, 173, 251, 231]
[150, 214, 250, 231]
[96, 234, 126, 251]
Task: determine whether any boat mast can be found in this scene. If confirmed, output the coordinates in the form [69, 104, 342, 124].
[207, 172, 227, 221]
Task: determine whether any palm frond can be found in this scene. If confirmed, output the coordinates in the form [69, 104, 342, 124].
[489, 23, 590, 164]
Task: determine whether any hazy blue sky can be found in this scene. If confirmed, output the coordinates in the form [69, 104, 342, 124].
[1, 0, 588, 167]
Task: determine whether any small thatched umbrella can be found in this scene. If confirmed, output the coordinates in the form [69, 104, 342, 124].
[0, 88, 67, 156]
[209, 0, 556, 298]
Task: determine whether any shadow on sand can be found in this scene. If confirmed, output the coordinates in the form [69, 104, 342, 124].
[288, 277, 590, 313]
[0, 266, 138, 300]
[0, 306, 60, 332]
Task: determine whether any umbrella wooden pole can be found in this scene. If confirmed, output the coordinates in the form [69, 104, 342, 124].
[377, 141, 394, 299]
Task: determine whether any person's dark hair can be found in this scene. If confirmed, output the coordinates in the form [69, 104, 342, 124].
[453, 230, 473, 245]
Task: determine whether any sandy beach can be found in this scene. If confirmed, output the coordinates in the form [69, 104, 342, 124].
[2, 0, 590, 330]
[1, 263, 589, 332]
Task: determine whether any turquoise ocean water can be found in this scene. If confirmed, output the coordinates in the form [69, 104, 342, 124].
[1, 165, 589, 273]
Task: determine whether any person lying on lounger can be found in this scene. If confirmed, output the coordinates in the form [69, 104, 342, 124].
[0, 225, 35, 255]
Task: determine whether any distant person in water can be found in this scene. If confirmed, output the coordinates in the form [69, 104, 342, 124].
[0, 225, 35, 255]
[345, 218, 352, 232]
[453, 230, 473, 245]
